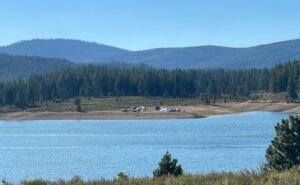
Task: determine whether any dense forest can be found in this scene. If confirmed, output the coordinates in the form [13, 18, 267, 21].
[0, 60, 300, 108]
[0, 54, 73, 81]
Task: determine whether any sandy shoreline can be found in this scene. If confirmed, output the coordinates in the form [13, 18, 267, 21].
[0, 102, 300, 120]
[0, 111, 198, 120]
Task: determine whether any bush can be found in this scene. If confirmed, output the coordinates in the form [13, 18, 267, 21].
[117, 172, 128, 180]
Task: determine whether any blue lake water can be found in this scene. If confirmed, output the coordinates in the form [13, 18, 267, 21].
[0, 112, 290, 181]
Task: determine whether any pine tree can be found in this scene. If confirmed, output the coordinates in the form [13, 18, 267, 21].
[138, 79, 144, 96]
[153, 151, 183, 177]
[74, 97, 82, 112]
[114, 77, 122, 97]
[15, 90, 26, 108]
[51, 89, 56, 102]
[264, 116, 300, 171]
[286, 76, 298, 102]
[297, 76, 300, 93]
[4, 88, 15, 105]
[207, 80, 217, 100]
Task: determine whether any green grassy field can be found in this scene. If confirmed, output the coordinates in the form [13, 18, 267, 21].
[11, 166, 300, 185]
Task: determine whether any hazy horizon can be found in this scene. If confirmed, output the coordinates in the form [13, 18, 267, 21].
[1, 37, 300, 52]
[1, 0, 300, 50]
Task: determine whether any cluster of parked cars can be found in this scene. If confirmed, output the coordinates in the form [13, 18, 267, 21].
[122, 106, 181, 113]
[122, 106, 147, 112]
[155, 106, 181, 112]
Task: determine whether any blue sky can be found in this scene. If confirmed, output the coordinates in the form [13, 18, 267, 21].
[0, 0, 300, 50]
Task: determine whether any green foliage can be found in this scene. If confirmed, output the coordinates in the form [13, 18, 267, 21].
[153, 151, 183, 177]
[265, 115, 300, 171]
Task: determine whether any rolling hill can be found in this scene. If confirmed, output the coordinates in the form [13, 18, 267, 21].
[1, 39, 300, 68]
[0, 39, 129, 63]
[0, 54, 73, 81]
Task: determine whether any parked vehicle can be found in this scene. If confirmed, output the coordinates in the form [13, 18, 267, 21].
[122, 106, 147, 112]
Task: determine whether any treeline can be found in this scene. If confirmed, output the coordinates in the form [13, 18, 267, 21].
[1, 60, 300, 107]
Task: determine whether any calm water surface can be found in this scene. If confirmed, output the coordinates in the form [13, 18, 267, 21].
[0, 112, 290, 181]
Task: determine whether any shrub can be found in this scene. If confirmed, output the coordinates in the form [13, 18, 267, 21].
[117, 172, 128, 180]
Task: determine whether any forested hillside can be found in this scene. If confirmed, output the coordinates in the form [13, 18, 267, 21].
[1, 39, 300, 68]
[0, 39, 129, 63]
[0, 54, 73, 81]
[0, 60, 299, 108]
[119, 39, 300, 68]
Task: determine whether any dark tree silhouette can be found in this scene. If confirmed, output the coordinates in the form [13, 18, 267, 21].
[153, 151, 183, 177]
[74, 97, 82, 112]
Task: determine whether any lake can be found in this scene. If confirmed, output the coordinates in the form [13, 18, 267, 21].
[0, 111, 290, 181]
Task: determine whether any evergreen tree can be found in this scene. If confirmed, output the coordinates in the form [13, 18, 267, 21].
[137, 79, 144, 96]
[286, 76, 298, 102]
[79, 87, 84, 97]
[114, 77, 122, 97]
[15, 90, 26, 108]
[153, 151, 183, 177]
[297, 76, 300, 93]
[15, 80, 27, 108]
[74, 97, 82, 112]
[265, 116, 300, 171]
[51, 89, 56, 102]
[4, 88, 15, 105]
[207, 80, 217, 100]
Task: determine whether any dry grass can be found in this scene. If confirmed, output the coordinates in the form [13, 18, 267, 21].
[7, 167, 300, 185]
[1, 96, 205, 113]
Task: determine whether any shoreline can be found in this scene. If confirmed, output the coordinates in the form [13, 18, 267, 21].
[0, 102, 300, 120]
[0, 111, 200, 120]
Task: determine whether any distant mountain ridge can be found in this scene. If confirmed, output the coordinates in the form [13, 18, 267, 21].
[1, 38, 300, 68]
[0, 39, 129, 63]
